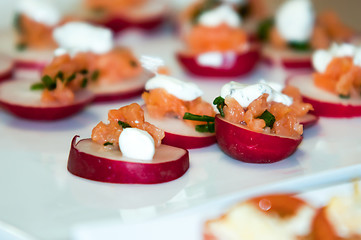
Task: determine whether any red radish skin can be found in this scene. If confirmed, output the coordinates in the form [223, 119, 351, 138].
[99, 14, 165, 33]
[91, 69, 154, 102]
[287, 74, 361, 118]
[67, 136, 189, 184]
[262, 45, 312, 69]
[215, 115, 303, 163]
[0, 56, 14, 82]
[0, 80, 94, 120]
[14, 59, 47, 72]
[143, 108, 216, 149]
[176, 44, 261, 78]
[299, 113, 319, 129]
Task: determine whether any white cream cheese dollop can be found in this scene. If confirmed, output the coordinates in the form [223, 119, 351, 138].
[312, 43, 361, 73]
[118, 128, 155, 161]
[145, 75, 203, 101]
[326, 195, 361, 238]
[275, 0, 315, 42]
[53, 22, 114, 57]
[198, 4, 242, 28]
[221, 81, 293, 107]
[17, 0, 61, 26]
[208, 202, 315, 240]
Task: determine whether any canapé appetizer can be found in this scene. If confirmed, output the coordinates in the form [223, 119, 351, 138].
[142, 74, 216, 149]
[177, 2, 260, 77]
[214, 81, 312, 163]
[204, 194, 316, 239]
[68, 103, 189, 184]
[84, 0, 167, 33]
[259, 0, 354, 69]
[288, 43, 361, 117]
[51, 22, 153, 102]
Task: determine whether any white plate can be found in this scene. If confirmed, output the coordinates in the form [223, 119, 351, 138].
[0, 32, 361, 240]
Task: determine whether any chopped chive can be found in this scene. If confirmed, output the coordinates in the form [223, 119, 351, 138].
[55, 71, 64, 81]
[41, 75, 56, 90]
[288, 41, 311, 52]
[13, 13, 22, 33]
[213, 96, 226, 117]
[118, 121, 131, 129]
[257, 110, 275, 128]
[30, 83, 45, 90]
[66, 73, 76, 83]
[81, 78, 88, 88]
[79, 69, 88, 75]
[103, 142, 113, 146]
[195, 123, 215, 133]
[257, 18, 274, 41]
[129, 60, 138, 68]
[339, 94, 350, 99]
[91, 70, 99, 81]
[183, 112, 215, 122]
[16, 43, 27, 51]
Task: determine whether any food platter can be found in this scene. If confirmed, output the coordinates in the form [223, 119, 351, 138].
[1, 31, 361, 240]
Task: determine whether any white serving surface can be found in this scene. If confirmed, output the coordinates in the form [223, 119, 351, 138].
[0, 30, 360, 240]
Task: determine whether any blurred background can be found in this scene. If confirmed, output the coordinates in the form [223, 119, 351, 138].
[0, 0, 360, 31]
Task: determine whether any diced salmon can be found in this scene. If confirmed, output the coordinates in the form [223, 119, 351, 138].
[85, 0, 145, 14]
[223, 94, 303, 137]
[282, 85, 314, 117]
[310, 25, 330, 49]
[142, 88, 215, 125]
[269, 26, 287, 49]
[185, 23, 248, 54]
[92, 103, 164, 147]
[317, 10, 354, 42]
[313, 57, 361, 96]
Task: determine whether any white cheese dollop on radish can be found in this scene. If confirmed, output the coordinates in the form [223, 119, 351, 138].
[17, 0, 61, 26]
[275, 0, 314, 42]
[198, 4, 242, 28]
[53, 22, 114, 57]
[221, 81, 293, 107]
[145, 74, 203, 101]
[312, 43, 360, 73]
[119, 128, 155, 161]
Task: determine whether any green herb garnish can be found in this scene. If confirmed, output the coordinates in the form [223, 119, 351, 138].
[257, 18, 274, 41]
[257, 110, 275, 128]
[66, 73, 76, 84]
[339, 94, 350, 99]
[80, 69, 88, 75]
[16, 43, 27, 51]
[183, 112, 215, 122]
[30, 83, 45, 90]
[55, 71, 64, 81]
[288, 41, 311, 52]
[195, 123, 215, 133]
[13, 13, 22, 33]
[183, 112, 215, 133]
[81, 78, 88, 88]
[118, 121, 131, 129]
[130, 60, 138, 68]
[91, 70, 99, 81]
[213, 96, 226, 117]
[103, 142, 113, 146]
[41, 75, 56, 90]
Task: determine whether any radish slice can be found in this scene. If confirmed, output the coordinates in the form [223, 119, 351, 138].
[90, 69, 154, 102]
[143, 108, 216, 149]
[90, 2, 166, 33]
[67, 136, 189, 184]
[287, 74, 361, 118]
[0, 31, 53, 72]
[262, 45, 312, 69]
[0, 79, 94, 120]
[215, 115, 303, 163]
[176, 43, 261, 78]
[298, 113, 318, 129]
[0, 55, 14, 82]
